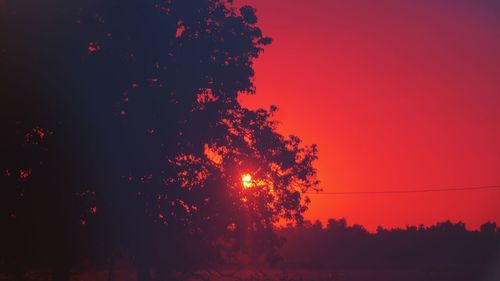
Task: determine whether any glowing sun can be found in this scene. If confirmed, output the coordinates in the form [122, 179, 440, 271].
[241, 173, 253, 189]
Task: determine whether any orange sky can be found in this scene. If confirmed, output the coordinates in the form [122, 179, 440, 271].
[237, 0, 500, 231]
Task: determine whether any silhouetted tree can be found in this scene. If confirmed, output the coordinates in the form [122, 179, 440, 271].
[480, 222, 497, 234]
[1, 1, 318, 280]
[279, 218, 500, 276]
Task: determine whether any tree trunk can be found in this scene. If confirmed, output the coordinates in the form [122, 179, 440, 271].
[136, 263, 152, 281]
[13, 265, 25, 281]
[52, 266, 70, 281]
[107, 256, 115, 281]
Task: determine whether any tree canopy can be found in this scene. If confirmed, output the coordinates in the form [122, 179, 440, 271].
[0, 1, 318, 280]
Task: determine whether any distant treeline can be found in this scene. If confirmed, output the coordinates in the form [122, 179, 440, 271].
[278, 219, 500, 270]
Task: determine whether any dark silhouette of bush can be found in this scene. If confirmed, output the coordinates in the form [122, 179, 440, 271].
[279, 218, 500, 273]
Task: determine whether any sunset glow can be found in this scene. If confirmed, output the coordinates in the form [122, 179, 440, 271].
[239, 0, 500, 231]
[3, 1, 498, 278]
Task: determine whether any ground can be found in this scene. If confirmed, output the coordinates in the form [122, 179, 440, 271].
[1, 266, 495, 281]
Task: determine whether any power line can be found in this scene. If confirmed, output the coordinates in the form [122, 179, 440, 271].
[306, 185, 500, 195]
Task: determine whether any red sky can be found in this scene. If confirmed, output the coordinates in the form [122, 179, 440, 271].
[237, 0, 500, 231]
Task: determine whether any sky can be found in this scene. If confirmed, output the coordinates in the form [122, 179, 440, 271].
[237, 0, 500, 231]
